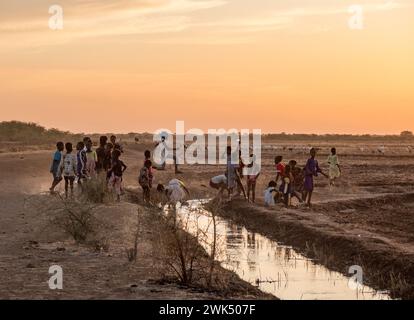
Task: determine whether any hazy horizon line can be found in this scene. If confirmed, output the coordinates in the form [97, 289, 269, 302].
[1, 120, 412, 138]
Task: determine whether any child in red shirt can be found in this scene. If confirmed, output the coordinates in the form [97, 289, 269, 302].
[274, 155, 285, 185]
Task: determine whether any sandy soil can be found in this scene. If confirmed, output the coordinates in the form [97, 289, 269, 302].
[1, 138, 414, 299]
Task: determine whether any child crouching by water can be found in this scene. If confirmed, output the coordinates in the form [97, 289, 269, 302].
[209, 174, 228, 199]
[157, 179, 190, 207]
[264, 181, 278, 207]
[108, 149, 127, 202]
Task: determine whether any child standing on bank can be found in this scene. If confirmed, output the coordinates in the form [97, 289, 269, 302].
[303, 148, 328, 208]
[139, 160, 153, 204]
[289, 160, 304, 204]
[327, 147, 341, 186]
[76, 141, 86, 186]
[60, 142, 77, 199]
[49, 142, 64, 194]
[247, 154, 260, 203]
[85, 139, 97, 178]
[96, 136, 108, 174]
[108, 149, 127, 202]
[103, 143, 113, 173]
[274, 155, 285, 186]
[144, 149, 154, 183]
[279, 164, 293, 207]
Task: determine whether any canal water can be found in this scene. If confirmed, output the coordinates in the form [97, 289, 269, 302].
[173, 200, 391, 300]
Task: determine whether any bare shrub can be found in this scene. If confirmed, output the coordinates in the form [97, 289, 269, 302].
[154, 210, 206, 284]
[81, 174, 112, 204]
[53, 197, 99, 243]
[125, 207, 142, 262]
[152, 200, 225, 288]
[388, 272, 411, 298]
[26, 193, 100, 243]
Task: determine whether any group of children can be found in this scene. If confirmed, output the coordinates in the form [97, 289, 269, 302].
[49, 135, 127, 201]
[210, 147, 341, 208]
[50, 137, 341, 209]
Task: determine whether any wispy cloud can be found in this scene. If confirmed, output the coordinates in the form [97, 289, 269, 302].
[0, 0, 412, 49]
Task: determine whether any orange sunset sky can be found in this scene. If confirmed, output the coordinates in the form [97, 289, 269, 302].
[0, 0, 413, 134]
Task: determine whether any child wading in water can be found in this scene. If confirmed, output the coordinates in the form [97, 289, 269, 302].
[303, 148, 327, 208]
[327, 147, 341, 186]
[108, 149, 127, 202]
[139, 160, 153, 204]
[60, 142, 77, 199]
[247, 154, 260, 203]
[49, 142, 64, 194]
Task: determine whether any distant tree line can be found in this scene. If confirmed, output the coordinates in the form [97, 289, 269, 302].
[1, 121, 413, 144]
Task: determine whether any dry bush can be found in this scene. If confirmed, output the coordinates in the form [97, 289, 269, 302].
[81, 174, 113, 204]
[125, 207, 142, 262]
[154, 211, 206, 285]
[26, 194, 101, 244]
[52, 197, 100, 243]
[151, 203, 221, 287]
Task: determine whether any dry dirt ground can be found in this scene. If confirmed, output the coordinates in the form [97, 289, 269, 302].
[0, 150, 270, 300]
[1, 138, 414, 299]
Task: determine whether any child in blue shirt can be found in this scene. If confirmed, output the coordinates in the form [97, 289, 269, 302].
[49, 141, 64, 193]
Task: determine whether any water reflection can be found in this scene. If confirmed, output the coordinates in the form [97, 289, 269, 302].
[177, 201, 391, 300]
